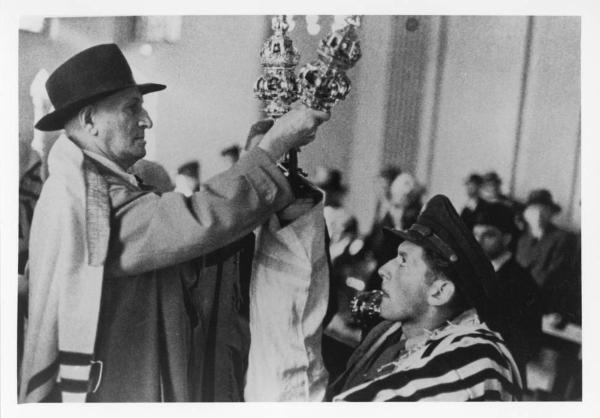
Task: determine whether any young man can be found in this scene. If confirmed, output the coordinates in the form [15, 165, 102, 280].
[472, 202, 542, 380]
[327, 195, 522, 401]
[20, 43, 329, 402]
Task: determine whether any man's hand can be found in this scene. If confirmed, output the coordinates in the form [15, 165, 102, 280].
[258, 105, 330, 161]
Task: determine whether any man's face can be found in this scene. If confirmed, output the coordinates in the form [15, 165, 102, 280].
[480, 182, 499, 201]
[376, 176, 393, 200]
[473, 224, 506, 260]
[92, 87, 153, 169]
[465, 181, 479, 199]
[378, 241, 433, 322]
[390, 175, 415, 209]
[523, 204, 554, 229]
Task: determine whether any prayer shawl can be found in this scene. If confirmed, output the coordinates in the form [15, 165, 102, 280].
[332, 310, 523, 401]
[245, 199, 330, 401]
[20, 135, 110, 402]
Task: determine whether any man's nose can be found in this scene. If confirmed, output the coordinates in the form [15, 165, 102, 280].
[139, 108, 153, 129]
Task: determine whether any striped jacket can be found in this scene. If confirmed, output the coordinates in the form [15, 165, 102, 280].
[331, 309, 522, 401]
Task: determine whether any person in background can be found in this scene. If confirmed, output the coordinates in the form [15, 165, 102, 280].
[174, 160, 201, 197]
[364, 173, 424, 288]
[220, 144, 241, 169]
[516, 189, 580, 323]
[314, 167, 358, 261]
[312, 167, 361, 380]
[460, 172, 485, 230]
[480, 171, 520, 212]
[373, 165, 402, 224]
[327, 195, 522, 401]
[472, 202, 542, 382]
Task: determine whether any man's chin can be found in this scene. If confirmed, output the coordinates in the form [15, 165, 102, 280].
[135, 148, 147, 160]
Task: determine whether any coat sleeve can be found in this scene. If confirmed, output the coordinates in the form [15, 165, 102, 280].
[105, 147, 294, 276]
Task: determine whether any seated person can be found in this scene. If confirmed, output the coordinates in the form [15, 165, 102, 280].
[327, 195, 522, 401]
[472, 202, 542, 381]
[516, 189, 580, 323]
[460, 172, 485, 230]
[364, 173, 424, 290]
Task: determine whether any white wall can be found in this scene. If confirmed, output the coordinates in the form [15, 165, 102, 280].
[346, 15, 580, 232]
[123, 16, 266, 179]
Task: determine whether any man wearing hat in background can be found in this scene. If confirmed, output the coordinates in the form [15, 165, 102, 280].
[314, 167, 358, 261]
[327, 195, 522, 401]
[460, 172, 485, 230]
[516, 189, 581, 323]
[20, 43, 329, 402]
[480, 171, 518, 210]
[472, 202, 542, 382]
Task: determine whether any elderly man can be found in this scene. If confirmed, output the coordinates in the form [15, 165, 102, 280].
[327, 195, 522, 401]
[19, 43, 329, 403]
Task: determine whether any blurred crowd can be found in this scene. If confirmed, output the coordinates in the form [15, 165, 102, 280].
[313, 165, 581, 399]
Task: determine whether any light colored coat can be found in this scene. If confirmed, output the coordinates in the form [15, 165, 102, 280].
[20, 135, 294, 402]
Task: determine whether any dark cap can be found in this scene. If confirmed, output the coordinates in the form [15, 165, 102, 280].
[314, 168, 346, 193]
[383, 194, 496, 320]
[177, 161, 200, 178]
[221, 145, 241, 159]
[379, 165, 402, 183]
[465, 173, 483, 186]
[36, 43, 166, 131]
[472, 202, 516, 235]
[481, 171, 502, 185]
[525, 189, 561, 213]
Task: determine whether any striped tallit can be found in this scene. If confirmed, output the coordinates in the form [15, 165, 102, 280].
[19, 135, 110, 402]
[333, 310, 523, 401]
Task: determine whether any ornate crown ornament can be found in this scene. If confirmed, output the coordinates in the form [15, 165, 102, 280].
[350, 290, 383, 328]
[299, 15, 362, 112]
[254, 15, 301, 118]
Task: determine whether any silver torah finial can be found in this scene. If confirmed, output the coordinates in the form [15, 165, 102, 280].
[254, 15, 301, 118]
[350, 290, 382, 327]
[298, 15, 362, 112]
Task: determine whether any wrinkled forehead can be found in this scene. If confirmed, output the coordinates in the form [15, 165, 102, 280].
[397, 240, 424, 258]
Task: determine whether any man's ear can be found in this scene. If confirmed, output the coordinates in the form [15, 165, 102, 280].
[427, 278, 455, 307]
[78, 105, 98, 135]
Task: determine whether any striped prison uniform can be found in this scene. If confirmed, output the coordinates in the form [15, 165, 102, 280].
[331, 309, 522, 401]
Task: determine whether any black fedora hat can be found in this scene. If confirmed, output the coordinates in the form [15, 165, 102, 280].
[383, 195, 497, 322]
[472, 202, 517, 236]
[35, 43, 166, 131]
[524, 189, 561, 213]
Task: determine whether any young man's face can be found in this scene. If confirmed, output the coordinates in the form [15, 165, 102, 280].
[473, 224, 507, 260]
[378, 241, 433, 322]
[93, 87, 153, 169]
